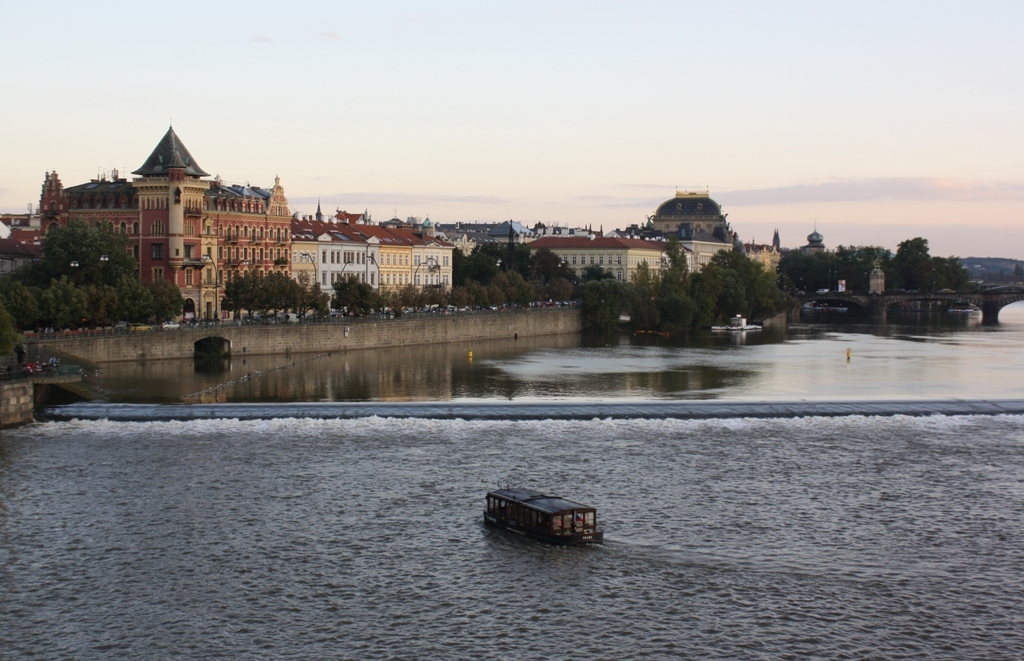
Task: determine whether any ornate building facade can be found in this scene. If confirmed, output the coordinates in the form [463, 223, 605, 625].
[37, 127, 294, 319]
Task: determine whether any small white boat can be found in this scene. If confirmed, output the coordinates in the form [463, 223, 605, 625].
[712, 315, 761, 331]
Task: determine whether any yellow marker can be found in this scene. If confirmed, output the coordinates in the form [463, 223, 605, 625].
[846, 348, 851, 361]
[468, 350, 473, 362]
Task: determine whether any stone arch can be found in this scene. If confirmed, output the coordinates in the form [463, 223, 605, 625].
[194, 336, 231, 360]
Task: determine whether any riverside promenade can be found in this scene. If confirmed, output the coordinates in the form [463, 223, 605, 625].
[27, 308, 582, 364]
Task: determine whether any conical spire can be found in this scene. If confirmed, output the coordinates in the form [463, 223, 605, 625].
[315, 198, 323, 221]
[133, 126, 209, 177]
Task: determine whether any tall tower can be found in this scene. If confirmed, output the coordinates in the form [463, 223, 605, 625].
[772, 228, 780, 250]
[39, 171, 65, 233]
[132, 127, 210, 283]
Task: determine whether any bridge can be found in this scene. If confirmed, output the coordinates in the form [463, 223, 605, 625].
[796, 286, 1024, 324]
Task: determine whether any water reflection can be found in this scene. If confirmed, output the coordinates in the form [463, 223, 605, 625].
[92, 303, 1024, 403]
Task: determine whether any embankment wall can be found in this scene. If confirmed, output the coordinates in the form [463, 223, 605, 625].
[31, 310, 582, 364]
[0, 382, 34, 428]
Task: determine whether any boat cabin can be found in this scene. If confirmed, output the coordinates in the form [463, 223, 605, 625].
[484, 487, 603, 544]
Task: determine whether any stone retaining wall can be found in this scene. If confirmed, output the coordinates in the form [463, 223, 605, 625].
[31, 310, 582, 364]
[0, 382, 34, 428]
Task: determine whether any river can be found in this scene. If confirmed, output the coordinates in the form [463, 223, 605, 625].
[2, 305, 1023, 658]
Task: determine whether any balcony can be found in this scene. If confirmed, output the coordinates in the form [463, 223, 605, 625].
[182, 256, 205, 267]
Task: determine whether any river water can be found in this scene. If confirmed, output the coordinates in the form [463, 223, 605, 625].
[3, 305, 1024, 659]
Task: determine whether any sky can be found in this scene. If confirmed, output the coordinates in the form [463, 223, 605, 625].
[2, 1, 1022, 258]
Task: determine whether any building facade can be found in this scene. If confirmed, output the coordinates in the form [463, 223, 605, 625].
[528, 236, 666, 282]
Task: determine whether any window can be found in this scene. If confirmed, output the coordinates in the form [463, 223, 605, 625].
[322, 251, 327, 264]
[152, 267, 163, 281]
[152, 243, 163, 259]
[186, 269, 193, 285]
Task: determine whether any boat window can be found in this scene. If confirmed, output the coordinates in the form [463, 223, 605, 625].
[552, 517, 563, 532]
[585, 512, 594, 527]
[563, 514, 573, 531]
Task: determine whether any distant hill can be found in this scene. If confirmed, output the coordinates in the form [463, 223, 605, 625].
[961, 257, 1024, 283]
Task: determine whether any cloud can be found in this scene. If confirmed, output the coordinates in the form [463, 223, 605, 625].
[719, 178, 1024, 205]
[251, 35, 272, 43]
[291, 192, 508, 208]
[320, 31, 342, 42]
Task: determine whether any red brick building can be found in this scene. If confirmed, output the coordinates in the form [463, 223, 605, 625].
[38, 127, 294, 319]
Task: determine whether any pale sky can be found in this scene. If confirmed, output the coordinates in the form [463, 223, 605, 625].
[2, 1, 1022, 258]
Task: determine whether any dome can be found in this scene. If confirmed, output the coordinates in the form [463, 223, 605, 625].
[654, 191, 722, 218]
[807, 230, 823, 244]
[422, 217, 432, 228]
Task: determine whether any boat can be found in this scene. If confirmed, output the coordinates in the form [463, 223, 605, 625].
[484, 487, 604, 545]
[948, 305, 980, 314]
[711, 314, 761, 331]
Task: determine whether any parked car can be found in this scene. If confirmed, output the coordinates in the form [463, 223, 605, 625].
[161, 321, 180, 330]
[129, 323, 153, 332]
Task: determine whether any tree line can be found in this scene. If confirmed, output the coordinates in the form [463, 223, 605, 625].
[0, 221, 184, 331]
[580, 237, 791, 334]
[777, 237, 969, 293]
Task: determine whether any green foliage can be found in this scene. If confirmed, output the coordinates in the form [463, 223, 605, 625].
[490, 271, 534, 307]
[39, 277, 89, 328]
[457, 249, 501, 286]
[26, 220, 136, 289]
[891, 237, 970, 291]
[115, 275, 154, 323]
[0, 301, 19, 356]
[332, 276, 377, 315]
[529, 248, 576, 284]
[82, 284, 118, 325]
[0, 279, 40, 329]
[582, 265, 615, 282]
[581, 279, 625, 334]
[149, 279, 184, 322]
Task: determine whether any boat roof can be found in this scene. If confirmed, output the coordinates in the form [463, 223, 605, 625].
[487, 488, 595, 514]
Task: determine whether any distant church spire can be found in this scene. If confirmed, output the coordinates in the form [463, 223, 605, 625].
[315, 198, 323, 221]
[772, 227, 780, 249]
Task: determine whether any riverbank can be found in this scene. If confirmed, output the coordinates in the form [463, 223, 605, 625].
[27, 308, 582, 364]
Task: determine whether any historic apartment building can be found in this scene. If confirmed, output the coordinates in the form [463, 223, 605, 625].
[33, 127, 453, 319]
[38, 127, 294, 319]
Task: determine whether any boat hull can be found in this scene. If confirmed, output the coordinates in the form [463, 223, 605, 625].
[484, 512, 604, 545]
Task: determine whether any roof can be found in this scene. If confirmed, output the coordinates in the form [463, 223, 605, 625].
[133, 127, 210, 177]
[0, 231, 42, 259]
[487, 488, 595, 514]
[529, 236, 666, 252]
[64, 179, 136, 195]
[654, 191, 723, 218]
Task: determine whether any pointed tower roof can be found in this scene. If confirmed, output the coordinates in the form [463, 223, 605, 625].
[133, 126, 209, 177]
[315, 198, 323, 221]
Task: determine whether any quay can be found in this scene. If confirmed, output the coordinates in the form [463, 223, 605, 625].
[26, 308, 582, 364]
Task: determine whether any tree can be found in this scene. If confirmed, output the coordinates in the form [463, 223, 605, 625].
[81, 284, 118, 325]
[332, 276, 376, 315]
[581, 278, 624, 334]
[0, 279, 40, 329]
[39, 277, 89, 328]
[115, 275, 154, 323]
[149, 279, 184, 322]
[893, 237, 932, 290]
[24, 220, 136, 289]
[0, 301, 19, 356]
[529, 248, 575, 284]
[491, 271, 534, 307]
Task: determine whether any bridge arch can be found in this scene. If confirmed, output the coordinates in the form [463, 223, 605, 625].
[194, 336, 231, 360]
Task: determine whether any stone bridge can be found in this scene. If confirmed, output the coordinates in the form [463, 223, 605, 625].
[797, 286, 1024, 323]
[28, 309, 583, 364]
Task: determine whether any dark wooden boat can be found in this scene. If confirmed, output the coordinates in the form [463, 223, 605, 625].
[484, 487, 604, 545]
